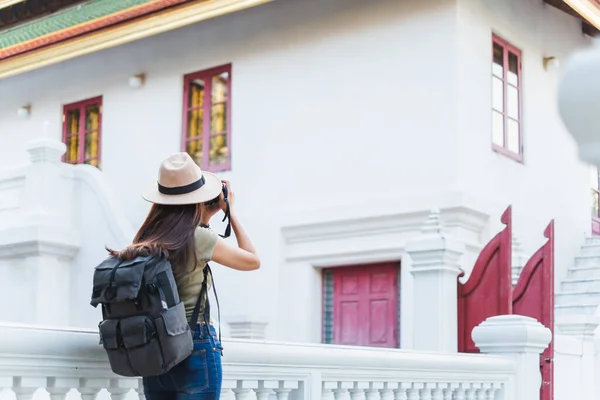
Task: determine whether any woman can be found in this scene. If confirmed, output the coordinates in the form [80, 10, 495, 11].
[110, 152, 260, 400]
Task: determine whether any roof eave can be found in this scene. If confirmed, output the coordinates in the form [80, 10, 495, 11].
[0, 0, 273, 79]
[0, 0, 25, 11]
[562, 0, 600, 34]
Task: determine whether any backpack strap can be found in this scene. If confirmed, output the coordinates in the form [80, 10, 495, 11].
[188, 264, 222, 344]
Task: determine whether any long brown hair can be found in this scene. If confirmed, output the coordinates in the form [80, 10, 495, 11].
[107, 203, 202, 276]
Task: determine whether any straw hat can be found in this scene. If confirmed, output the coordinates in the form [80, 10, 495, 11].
[142, 152, 222, 205]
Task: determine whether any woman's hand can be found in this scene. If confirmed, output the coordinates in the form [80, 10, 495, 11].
[220, 180, 235, 213]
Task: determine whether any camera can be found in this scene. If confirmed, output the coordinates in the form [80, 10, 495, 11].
[202, 183, 232, 238]
[204, 183, 228, 207]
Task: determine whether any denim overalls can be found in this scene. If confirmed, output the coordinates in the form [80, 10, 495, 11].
[143, 322, 223, 400]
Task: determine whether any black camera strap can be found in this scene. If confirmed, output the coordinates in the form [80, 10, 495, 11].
[219, 185, 232, 239]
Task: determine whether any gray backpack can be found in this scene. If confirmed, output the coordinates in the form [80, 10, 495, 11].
[90, 254, 215, 377]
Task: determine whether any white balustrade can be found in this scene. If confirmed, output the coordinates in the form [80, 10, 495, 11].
[0, 314, 552, 400]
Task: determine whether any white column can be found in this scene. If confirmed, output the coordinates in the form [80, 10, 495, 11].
[0, 135, 80, 326]
[405, 209, 464, 352]
[472, 315, 552, 400]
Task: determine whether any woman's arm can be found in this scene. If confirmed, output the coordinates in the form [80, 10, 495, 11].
[210, 181, 260, 271]
[211, 215, 260, 271]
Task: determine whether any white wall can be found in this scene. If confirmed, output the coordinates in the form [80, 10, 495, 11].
[0, 0, 594, 344]
[0, 0, 461, 342]
[456, 0, 592, 288]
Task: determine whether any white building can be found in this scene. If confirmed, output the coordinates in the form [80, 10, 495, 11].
[0, 0, 598, 399]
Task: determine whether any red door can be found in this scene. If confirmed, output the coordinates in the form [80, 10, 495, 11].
[327, 263, 399, 348]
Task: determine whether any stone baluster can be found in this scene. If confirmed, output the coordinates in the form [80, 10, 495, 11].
[430, 385, 443, 400]
[419, 384, 432, 400]
[108, 378, 138, 400]
[365, 382, 383, 400]
[79, 378, 112, 400]
[322, 382, 336, 400]
[406, 209, 464, 352]
[47, 378, 78, 400]
[379, 382, 396, 400]
[254, 381, 274, 400]
[393, 384, 408, 400]
[254, 388, 271, 400]
[232, 388, 253, 400]
[221, 379, 236, 400]
[475, 386, 487, 400]
[233, 380, 258, 400]
[79, 387, 102, 400]
[107, 388, 129, 400]
[485, 386, 497, 400]
[333, 382, 352, 400]
[349, 382, 367, 400]
[465, 384, 477, 400]
[406, 384, 419, 400]
[441, 385, 453, 400]
[454, 384, 466, 400]
[12, 377, 43, 400]
[273, 380, 296, 400]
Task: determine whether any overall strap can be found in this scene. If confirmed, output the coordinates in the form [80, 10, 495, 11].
[188, 266, 208, 330]
[188, 264, 222, 344]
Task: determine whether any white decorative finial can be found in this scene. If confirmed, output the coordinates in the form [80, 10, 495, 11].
[422, 208, 444, 235]
[26, 122, 66, 164]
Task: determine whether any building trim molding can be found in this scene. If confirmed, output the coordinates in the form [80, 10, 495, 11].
[0, 225, 81, 259]
[0, 0, 274, 79]
[281, 206, 490, 267]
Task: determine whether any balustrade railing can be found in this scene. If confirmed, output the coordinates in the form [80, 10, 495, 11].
[0, 322, 523, 400]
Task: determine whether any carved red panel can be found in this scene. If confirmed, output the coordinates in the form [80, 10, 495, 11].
[513, 221, 554, 400]
[458, 206, 513, 353]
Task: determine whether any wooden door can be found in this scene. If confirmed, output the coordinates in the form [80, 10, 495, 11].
[512, 221, 554, 400]
[458, 206, 513, 353]
[325, 262, 399, 348]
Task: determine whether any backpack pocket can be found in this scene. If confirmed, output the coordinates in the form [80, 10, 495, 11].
[99, 315, 167, 377]
[155, 301, 193, 370]
[91, 260, 146, 307]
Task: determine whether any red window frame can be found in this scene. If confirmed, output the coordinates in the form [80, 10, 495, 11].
[61, 96, 103, 168]
[181, 64, 232, 172]
[492, 34, 523, 162]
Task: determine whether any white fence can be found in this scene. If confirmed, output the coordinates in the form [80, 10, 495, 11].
[0, 314, 549, 400]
